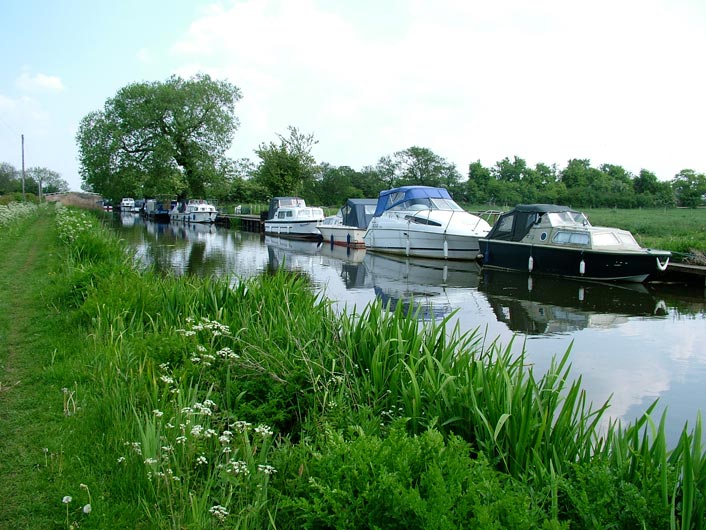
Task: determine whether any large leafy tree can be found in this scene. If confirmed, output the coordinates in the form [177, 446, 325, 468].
[253, 126, 318, 198]
[76, 73, 242, 201]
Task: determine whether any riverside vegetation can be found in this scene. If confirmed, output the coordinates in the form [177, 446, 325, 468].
[1, 203, 705, 529]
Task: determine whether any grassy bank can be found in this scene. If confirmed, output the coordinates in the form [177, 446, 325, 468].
[1, 204, 705, 529]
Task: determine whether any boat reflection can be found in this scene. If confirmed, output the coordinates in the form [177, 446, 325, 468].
[363, 252, 482, 321]
[119, 211, 140, 227]
[479, 269, 669, 335]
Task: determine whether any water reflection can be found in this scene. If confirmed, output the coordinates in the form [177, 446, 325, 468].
[363, 253, 482, 321]
[110, 217, 706, 447]
[480, 270, 669, 335]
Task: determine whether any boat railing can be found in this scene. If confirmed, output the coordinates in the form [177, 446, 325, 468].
[475, 210, 504, 227]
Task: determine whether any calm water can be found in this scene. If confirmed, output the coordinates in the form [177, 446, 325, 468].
[112, 213, 706, 446]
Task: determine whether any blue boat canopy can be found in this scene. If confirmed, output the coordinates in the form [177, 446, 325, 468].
[373, 186, 453, 217]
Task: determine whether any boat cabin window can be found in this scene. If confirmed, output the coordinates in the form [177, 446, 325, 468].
[592, 231, 640, 248]
[546, 211, 590, 227]
[552, 231, 590, 245]
[430, 198, 463, 211]
[494, 215, 514, 235]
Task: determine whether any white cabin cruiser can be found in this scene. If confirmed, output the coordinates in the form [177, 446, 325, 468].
[264, 197, 325, 240]
[169, 199, 218, 223]
[364, 186, 492, 260]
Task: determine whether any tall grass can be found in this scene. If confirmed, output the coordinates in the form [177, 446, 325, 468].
[41, 205, 706, 528]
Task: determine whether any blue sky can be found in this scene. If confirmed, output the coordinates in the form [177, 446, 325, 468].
[2, 0, 705, 192]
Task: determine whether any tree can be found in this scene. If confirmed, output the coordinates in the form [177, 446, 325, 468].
[672, 169, 706, 208]
[27, 167, 69, 194]
[253, 126, 318, 198]
[0, 162, 19, 194]
[76, 73, 242, 201]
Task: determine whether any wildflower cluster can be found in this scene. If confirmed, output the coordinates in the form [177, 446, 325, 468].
[116, 317, 277, 524]
[55, 206, 98, 244]
[0, 201, 38, 233]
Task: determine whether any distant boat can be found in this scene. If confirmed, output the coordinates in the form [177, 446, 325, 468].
[478, 204, 671, 282]
[317, 198, 377, 248]
[263, 197, 325, 240]
[120, 197, 137, 212]
[169, 199, 218, 224]
[364, 186, 492, 260]
[143, 199, 172, 222]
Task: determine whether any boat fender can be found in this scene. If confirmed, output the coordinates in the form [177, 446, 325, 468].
[330, 234, 335, 248]
[528, 255, 534, 272]
[527, 276, 533, 291]
[579, 260, 586, 276]
[443, 239, 448, 259]
[656, 256, 669, 272]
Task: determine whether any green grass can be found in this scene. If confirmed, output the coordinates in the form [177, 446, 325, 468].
[2, 203, 705, 529]
[584, 207, 706, 259]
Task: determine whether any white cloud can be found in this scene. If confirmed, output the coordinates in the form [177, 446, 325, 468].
[172, 0, 700, 177]
[15, 71, 64, 92]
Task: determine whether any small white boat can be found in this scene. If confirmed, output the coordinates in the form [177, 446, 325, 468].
[317, 198, 377, 248]
[263, 197, 325, 240]
[169, 199, 218, 224]
[478, 204, 671, 282]
[364, 186, 492, 260]
[120, 197, 136, 212]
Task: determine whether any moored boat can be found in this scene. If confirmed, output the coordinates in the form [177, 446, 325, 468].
[478, 204, 671, 282]
[317, 198, 377, 248]
[169, 199, 218, 224]
[120, 197, 136, 212]
[364, 186, 492, 260]
[263, 197, 325, 240]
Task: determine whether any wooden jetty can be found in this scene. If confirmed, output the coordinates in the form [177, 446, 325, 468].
[216, 213, 264, 233]
[658, 262, 706, 287]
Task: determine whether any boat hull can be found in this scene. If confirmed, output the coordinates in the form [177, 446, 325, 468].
[170, 211, 217, 223]
[364, 225, 483, 260]
[317, 225, 367, 248]
[264, 220, 323, 240]
[479, 240, 671, 282]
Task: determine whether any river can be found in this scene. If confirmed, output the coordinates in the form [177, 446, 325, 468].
[111, 212, 706, 447]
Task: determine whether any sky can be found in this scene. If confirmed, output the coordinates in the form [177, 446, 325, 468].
[1, 0, 705, 192]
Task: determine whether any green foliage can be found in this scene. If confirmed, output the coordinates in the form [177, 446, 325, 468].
[76, 73, 242, 202]
[275, 425, 562, 530]
[253, 126, 319, 198]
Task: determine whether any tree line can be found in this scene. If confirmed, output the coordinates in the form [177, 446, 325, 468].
[8, 74, 706, 209]
[0, 163, 70, 203]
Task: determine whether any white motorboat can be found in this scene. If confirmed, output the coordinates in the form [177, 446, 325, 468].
[478, 204, 671, 282]
[120, 197, 136, 212]
[317, 198, 377, 248]
[263, 197, 325, 240]
[169, 199, 218, 223]
[364, 186, 492, 260]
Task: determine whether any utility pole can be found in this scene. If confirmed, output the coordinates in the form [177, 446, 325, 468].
[21, 133, 26, 201]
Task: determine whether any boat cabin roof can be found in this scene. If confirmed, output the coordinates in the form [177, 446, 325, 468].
[267, 197, 307, 219]
[486, 204, 587, 242]
[341, 198, 377, 228]
[373, 186, 453, 217]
